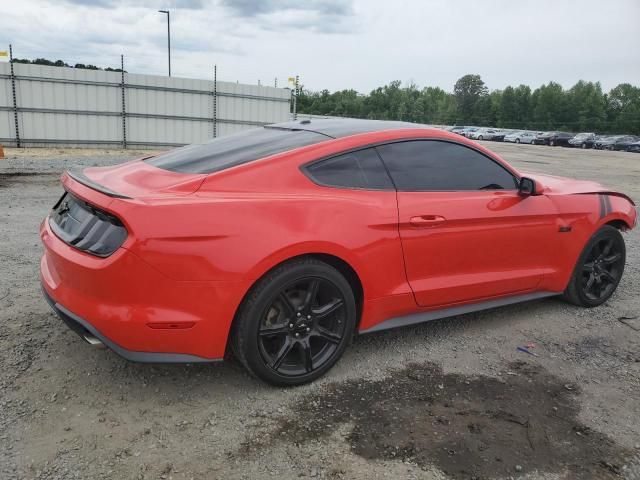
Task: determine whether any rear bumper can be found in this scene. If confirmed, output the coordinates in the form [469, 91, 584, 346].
[41, 285, 217, 363]
[40, 216, 245, 361]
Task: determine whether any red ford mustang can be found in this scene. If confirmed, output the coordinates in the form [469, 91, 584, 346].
[40, 119, 637, 385]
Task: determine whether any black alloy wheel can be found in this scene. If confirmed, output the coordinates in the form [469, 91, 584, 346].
[563, 225, 626, 307]
[232, 259, 356, 386]
[257, 277, 347, 376]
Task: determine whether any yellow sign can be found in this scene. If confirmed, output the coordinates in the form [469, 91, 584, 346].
[0, 51, 8, 57]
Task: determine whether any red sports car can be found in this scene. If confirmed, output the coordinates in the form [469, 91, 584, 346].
[40, 119, 637, 385]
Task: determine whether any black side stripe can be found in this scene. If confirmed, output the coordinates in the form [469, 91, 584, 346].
[604, 194, 612, 215]
[598, 194, 606, 219]
[599, 194, 612, 219]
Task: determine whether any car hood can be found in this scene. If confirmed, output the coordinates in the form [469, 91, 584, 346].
[523, 172, 635, 204]
[65, 157, 207, 199]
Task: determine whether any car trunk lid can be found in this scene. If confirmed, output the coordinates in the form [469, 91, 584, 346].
[68, 158, 207, 199]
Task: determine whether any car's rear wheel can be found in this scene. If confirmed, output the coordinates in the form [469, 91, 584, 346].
[231, 258, 356, 386]
[516, 138, 520, 144]
[563, 225, 626, 307]
[478, 135, 483, 140]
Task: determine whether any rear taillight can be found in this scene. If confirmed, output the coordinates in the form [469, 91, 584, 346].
[49, 192, 127, 257]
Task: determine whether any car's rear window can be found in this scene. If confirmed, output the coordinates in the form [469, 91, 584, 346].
[146, 127, 329, 174]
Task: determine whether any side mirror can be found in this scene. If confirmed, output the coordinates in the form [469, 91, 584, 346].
[518, 177, 536, 196]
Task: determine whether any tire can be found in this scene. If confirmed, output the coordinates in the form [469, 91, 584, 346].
[231, 258, 357, 386]
[563, 225, 626, 307]
[581, 143, 586, 149]
[516, 138, 520, 144]
[549, 140, 555, 146]
[478, 135, 483, 141]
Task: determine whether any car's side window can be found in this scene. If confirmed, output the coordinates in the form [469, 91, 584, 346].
[304, 148, 394, 190]
[376, 140, 518, 191]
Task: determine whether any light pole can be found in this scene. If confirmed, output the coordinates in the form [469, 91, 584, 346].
[158, 9, 171, 76]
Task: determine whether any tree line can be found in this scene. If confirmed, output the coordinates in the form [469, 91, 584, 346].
[11, 57, 124, 72]
[297, 74, 640, 135]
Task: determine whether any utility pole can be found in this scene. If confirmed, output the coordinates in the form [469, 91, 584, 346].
[213, 64, 217, 138]
[9, 44, 20, 147]
[292, 75, 299, 120]
[158, 10, 171, 76]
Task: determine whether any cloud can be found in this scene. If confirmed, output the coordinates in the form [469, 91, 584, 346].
[221, 0, 352, 17]
[2, 0, 638, 94]
[63, 0, 114, 7]
[63, 0, 208, 8]
[219, 0, 356, 33]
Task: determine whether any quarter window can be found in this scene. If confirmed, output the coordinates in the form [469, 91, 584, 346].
[376, 140, 517, 191]
[305, 148, 394, 190]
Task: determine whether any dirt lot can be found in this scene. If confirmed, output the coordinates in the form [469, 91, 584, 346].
[1, 143, 639, 480]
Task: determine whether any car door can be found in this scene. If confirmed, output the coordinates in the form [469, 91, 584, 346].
[376, 139, 559, 308]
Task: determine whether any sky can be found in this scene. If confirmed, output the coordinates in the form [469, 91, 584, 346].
[2, 0, 639, 93]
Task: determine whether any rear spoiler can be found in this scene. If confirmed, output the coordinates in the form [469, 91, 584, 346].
[66, 170, 132, 200]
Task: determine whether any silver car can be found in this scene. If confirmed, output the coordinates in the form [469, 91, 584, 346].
[504, 131, 538, 144]
[469, 128, 502, 140]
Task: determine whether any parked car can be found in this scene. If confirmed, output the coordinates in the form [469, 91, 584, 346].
[626, 141, 640, 153]
[449, 126, 467, 135]
[569, 133, 597, 149]
[468, 128, 501, 140]
[533, 132, 574, 146]
[504, 131, 537, 144]
[490, 130, 509, 142]
[41, 119, 637, 385]
[594, 135, 624, 150]
[609, 136, 640, 151]
[459, 127, 479, 138]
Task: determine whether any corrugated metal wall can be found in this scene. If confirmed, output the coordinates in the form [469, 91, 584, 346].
[0, 63, 292, 148]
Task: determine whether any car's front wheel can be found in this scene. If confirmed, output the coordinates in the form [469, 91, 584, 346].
[563, 225, 626, 307]
[231, 258, 356, 386]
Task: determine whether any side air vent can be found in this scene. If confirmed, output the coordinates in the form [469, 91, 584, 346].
[49, 192, 127, 257]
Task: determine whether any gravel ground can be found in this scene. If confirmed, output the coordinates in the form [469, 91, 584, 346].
[1, 143, 639, 480]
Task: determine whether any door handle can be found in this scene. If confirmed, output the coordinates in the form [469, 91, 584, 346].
[409, 215, 446, 227]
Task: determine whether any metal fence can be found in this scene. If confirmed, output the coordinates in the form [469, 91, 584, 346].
[0, 60, 292, 149]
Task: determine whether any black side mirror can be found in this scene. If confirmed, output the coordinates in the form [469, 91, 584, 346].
[518, 177, 536, 196]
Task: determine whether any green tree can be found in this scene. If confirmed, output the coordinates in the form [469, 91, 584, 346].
[568, 81, 606, 132]
[421, 86, 456, 125]
[606, 83, 640, 134]
[532, 82, 567, 130]
[453, 74, 488, 124]
[513, 85, 532, 129]
[499, 86, 517, 128]
[295, 78, 639, 135]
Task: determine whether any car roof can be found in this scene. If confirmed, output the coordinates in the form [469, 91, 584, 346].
[266, 118, 429, 139]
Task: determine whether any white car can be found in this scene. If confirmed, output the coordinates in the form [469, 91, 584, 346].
[504, 131, 537, 144]
[468, 128, 502, 141]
